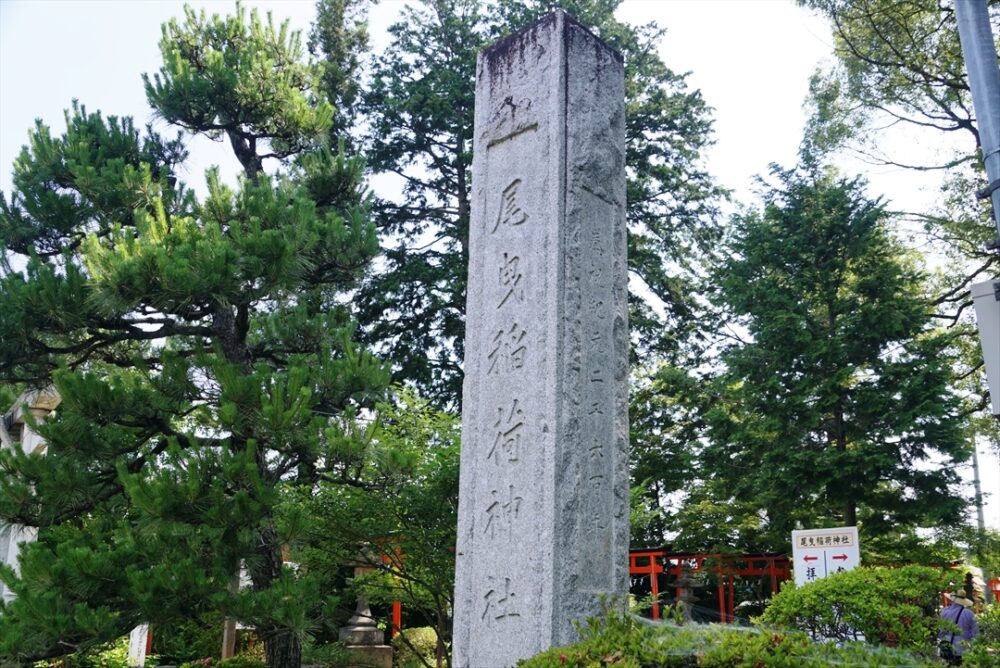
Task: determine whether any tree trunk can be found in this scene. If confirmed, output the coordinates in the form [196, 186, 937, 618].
[228, 129, 263, 184]
[249, 522, 303, 668]
[215, 140, 293, 665]
[214, 298, 296, 668]
[264, 631, 303, 668]
[843, 500, 857, 527]
[435, 606, 446, 668]
[835, 405, 857, 526]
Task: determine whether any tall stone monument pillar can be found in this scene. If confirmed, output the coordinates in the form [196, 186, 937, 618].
[454, 11, 628, 667]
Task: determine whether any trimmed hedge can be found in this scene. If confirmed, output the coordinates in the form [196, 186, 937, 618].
[757, 565, 948, 653]
[518, 609, 935, 667]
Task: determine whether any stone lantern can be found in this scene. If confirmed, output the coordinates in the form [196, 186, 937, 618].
[339, 557, 392, 668]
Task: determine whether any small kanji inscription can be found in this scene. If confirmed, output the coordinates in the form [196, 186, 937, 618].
[487, 399, 524, 464]
[487, 323, 527, 374]
[497, 252, 524, 308]
[483, 485, 523, 538]
[482, 576, 520, 624]
[493, 179, 528, 232]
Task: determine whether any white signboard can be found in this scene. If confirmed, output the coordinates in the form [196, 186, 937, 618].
[791, 526, 860, 586]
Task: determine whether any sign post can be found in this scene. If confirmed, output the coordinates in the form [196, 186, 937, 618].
[791, 526, 860, 586]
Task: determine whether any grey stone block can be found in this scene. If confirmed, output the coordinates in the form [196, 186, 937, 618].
[453, 10, 628, 667]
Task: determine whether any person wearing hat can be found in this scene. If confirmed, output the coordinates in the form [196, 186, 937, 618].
[938, 589, 979, 665]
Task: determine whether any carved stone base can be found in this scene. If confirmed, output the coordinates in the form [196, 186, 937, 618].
[338, 625, 384, 646]
[343, 644, 393, 668]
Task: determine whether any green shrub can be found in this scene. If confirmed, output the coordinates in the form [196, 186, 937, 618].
[216, 657, 267, 668]
[963, 603, 1000, 667]
[300, 638, 351, 668]
[33, 636, 149, 668]
[152, 617, 224, 664]
[974, 602, 1000, 644]
[518, 607, 935, 667]
[179, 658, 268, 668]
[179, 660, 214, 668]
[756, 565, 947, 653]
[392, 626, 439, 668]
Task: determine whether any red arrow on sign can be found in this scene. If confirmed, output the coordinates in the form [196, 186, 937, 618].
[831, 554, 849, 561]
[803, 555, 818, 562]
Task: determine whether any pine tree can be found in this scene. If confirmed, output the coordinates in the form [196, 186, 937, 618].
[701, 168, 970, 552]
[0, 5, 386, 666]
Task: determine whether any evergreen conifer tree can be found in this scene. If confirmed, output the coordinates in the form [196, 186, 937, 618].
[0, 5, 386, 666]
[701, 168, 970, 552]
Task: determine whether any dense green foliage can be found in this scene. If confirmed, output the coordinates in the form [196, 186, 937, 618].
[309, 0, 371, 144]
[299, 389, 459, 666]
[798, 0, 999, 434]
[213, 658, 268, 668]
[964, 603, 1000, 667]
[392, 626, 440, 668]
[316, 0, 722, 406]
[149, 617, 224, 665]
[759, 565, 948, 653]
[519, 604, 936, 667]
[33, 636, 136, 668]
[689, 169, 969, 552]
[179, 658, 267, 668]
[628, 365, 704, 547]
[0, 5, 385, 666]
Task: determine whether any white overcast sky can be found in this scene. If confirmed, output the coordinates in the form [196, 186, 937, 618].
[0, 0, 997, 531]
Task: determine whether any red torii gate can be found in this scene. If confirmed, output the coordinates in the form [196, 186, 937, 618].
[628, 548, 792, 623]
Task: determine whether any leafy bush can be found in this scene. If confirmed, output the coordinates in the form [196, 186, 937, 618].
[300, 638, 351, 668]
[974, 602, 1000, 644]
[153, 617, 224, 664]
[179, 660, 213, 668]
[179, 658, 267, 668]
[392, 626, 439, 668]
[33, 636, 147, 668]
[756, 565, 947, 653]
[217, 658, 267, 668]
[518, 607, 935, 667]
[963, 603, 1000, 667]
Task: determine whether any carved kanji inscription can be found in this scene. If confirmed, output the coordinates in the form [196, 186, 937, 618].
[498, 252, 525, 308]
[482, 576, 521, 624]
[493, 180, 529, 232]
[488, 323, 528, 374]
[487, 399, 525, 464]
[484, 484, 524, 538]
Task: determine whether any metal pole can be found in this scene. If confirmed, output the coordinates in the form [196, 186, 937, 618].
[953, 0, 1000, 240]
[971, 442, 993, 603]
[972, 442, 986, 537]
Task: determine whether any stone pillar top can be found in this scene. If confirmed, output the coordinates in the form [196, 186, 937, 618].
[481, 9, 623, 69]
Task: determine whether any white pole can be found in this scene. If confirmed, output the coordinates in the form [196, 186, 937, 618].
[971, 443, 994, 603]
[953, 0, 1000, 238]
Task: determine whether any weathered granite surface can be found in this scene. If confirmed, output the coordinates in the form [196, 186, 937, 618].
[453, 11, 628, 667]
